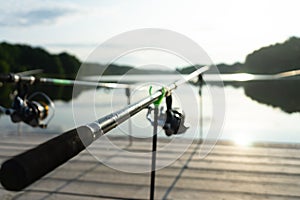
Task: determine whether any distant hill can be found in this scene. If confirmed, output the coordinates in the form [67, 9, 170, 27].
[176, 62, 243, 74]
[177, 37, 300, 113]
[243, 37, 300, 113]
[0, 42, 173, 105]
[79, 63, 174, 77]
[1, 38, 300, 113]
[244, 37, 300, 74]
[0, 42, 81, 78]
[0, 42, 82, 105]
[0, 42, 173, 77]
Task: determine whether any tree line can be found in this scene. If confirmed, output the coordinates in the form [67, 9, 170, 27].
[177, 37, 300, 113]
[1, 37, 299, 113]
[0, 42, 81, 78]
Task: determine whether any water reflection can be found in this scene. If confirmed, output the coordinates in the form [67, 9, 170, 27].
[0, 75, 299, 144]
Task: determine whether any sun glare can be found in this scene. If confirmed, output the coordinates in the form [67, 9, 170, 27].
[233, 136, 253, 147]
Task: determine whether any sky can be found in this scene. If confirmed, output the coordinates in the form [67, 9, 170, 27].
[1, 0, 300, 68]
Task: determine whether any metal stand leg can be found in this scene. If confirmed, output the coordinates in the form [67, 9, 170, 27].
[199, 84, 203, 144]
[150, 106, 158, 200]
[198, 75, 203, 144]
[125, 88, 133, 146]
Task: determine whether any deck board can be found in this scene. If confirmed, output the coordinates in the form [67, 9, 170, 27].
[0, 134, 300, 200]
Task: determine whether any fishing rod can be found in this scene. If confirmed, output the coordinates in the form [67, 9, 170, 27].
[1, 68, 298, 128]
[0, 66, 210, 192]
[0, 72, 132, 128]
[1, 66, 299, 192]
[0, 73, 131, 88]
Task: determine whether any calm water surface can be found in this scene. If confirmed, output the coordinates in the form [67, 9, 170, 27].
[0, 75, 299, 144]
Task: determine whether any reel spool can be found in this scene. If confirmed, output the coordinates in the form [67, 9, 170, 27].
[146, 94, 189, 136]
[10, 92, 55, 128]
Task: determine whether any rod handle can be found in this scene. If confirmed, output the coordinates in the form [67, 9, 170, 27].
[0, 126, 93, 191]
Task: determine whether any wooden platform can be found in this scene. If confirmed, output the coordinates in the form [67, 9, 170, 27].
[0, 134, 300, 200]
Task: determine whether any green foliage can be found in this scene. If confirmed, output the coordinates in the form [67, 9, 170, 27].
[243, 37, 300, 113]
[0, 42, 82, 104]
[58, 52, 81, 77]
[0, 42, 81, 78]
[244, 37, 300, 73]
[176, 63, 243, 74]
[215, 62, 243, 74]
[1, 38, 299, 113]
[0, 42, 168, 107]
[178, 37, 300, 113]
[0, 60, 10, 73]
[176, 66, 198, 74]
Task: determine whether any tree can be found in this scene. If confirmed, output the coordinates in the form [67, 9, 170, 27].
[0, 60, 10, 73]
[243, 37, 300, 113]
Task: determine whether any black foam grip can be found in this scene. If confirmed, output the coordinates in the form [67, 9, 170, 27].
[0, 126, 94, 191]
[0, 74, 10, 82]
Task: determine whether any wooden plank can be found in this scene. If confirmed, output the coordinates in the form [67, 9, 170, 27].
[0, 135, 300, 199]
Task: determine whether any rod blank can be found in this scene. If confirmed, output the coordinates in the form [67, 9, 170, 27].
[0, 73, 131, 89]
[0, 66, 209, 191]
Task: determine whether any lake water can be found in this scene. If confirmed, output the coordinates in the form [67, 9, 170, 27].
[0, 74, 299, 144]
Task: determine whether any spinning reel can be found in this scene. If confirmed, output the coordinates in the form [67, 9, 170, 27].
[0, 70, 133, 129]
[1, 80, 55, 128]
[147, 94, 189, 136]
